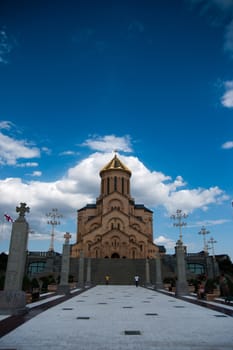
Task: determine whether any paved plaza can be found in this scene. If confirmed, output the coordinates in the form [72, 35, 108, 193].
[0, 285, 233, 350]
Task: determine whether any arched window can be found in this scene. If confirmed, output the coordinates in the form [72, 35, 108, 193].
[112, 236, 119, 248]
[101, 178, 104, 194]
[122, 177, 124, 194]
[114, 176, 117, 191]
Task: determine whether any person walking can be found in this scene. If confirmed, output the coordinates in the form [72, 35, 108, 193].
[219, 273, 229, 298]
[105, 275, 110, 285]
[197, 281, 205, 299]
[134, 275, 139, 287]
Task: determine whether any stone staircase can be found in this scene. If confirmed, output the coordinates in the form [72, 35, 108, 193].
[91, 259, 147, 285]
[69, 257, 174, 285]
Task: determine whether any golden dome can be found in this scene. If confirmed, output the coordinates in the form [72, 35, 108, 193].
[100, 155, 131, 176]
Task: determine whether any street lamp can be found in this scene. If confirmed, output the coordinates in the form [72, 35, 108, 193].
[208, 237, 217, 259]
[46, 208, 63, 252]
[198, 226, 210, 253]
[170, 209, 188, 242]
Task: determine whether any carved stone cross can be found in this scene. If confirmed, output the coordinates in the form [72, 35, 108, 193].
[16, 202, 30, 218]
[64, 232, 71, 244]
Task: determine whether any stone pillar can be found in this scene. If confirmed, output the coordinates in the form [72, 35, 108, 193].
[206, 254, 214, 279]
[154, 254, 163, 290]
[145, 259, 150, 285]
[213, 258, 219, 277]
[175, 240, 189, 296]
[77, 250, 84, 288]
[57, 232, 71, 295]
[86, 258, 91, 287]
[206, 254, 220, 279]
[0, 203, 30, 315]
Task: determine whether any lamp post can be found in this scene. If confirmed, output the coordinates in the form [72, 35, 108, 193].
[46, 208, 63, 252]
[208, 237, 217, 259]
[170, 209, 188, 243]
[171, 209, 189, 296]
[208, 236, 218, 278]
[198, 226, 210, 253]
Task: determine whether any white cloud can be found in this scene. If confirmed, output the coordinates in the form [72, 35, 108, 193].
[154, 235, 176, 250]
[0, 29, 12, 64]
[41, 147, 51, 155]
[222, 141, 233, 149]
[0, 149, 228, 244]
[165, 186, 227, 214]
[59, 150, 76, 156]
[28, 232, 51, 241]
[16, 162, 39, 168]
[195, 219, 230, 226]
[221, 80, 233, 108]
[0, 130, 40, 165]
[30, 171, 42, 177]
[0, 120, 14, 130]
[82, 135, 133, 152]
[0, 222, 12, 240]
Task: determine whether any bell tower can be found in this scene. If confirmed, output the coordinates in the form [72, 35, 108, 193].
[71, 154, 159, 259]
[98, 154, 132, 199]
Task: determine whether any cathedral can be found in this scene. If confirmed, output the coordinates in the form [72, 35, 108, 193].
[25, 154, 219, 285]
[71, 154, 159, 259]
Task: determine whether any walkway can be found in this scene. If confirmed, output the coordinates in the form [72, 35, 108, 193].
[0, 285, 233, 350]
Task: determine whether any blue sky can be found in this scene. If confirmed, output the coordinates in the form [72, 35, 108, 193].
[0, 0, 232, 259]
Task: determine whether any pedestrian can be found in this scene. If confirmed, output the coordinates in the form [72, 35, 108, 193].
[219, 273, 229, 297]
[134, 275, 139, 287]
[105, 275, 110, 285]
[197, 281, 205, 299]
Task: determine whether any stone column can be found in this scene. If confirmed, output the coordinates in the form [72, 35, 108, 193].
[0, 203, 30, 315]
[86, 258, 91, 287]
[145, 259, 150, 285]
[57, 232, 71, 295]
[77, 250, 85, 288]
[206, 254, 214, 279]
[213, 258, 219, 277]
[154, 253, 163, 290]
[175, 240, 189, 296]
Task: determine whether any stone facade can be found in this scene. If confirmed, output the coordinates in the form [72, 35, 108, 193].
[71, 154, 159, 259]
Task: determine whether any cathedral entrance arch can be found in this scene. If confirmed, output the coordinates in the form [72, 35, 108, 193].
[111, 252, 120, 258]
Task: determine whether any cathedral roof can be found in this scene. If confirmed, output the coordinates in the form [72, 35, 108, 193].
[100, 154, 131, 176]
